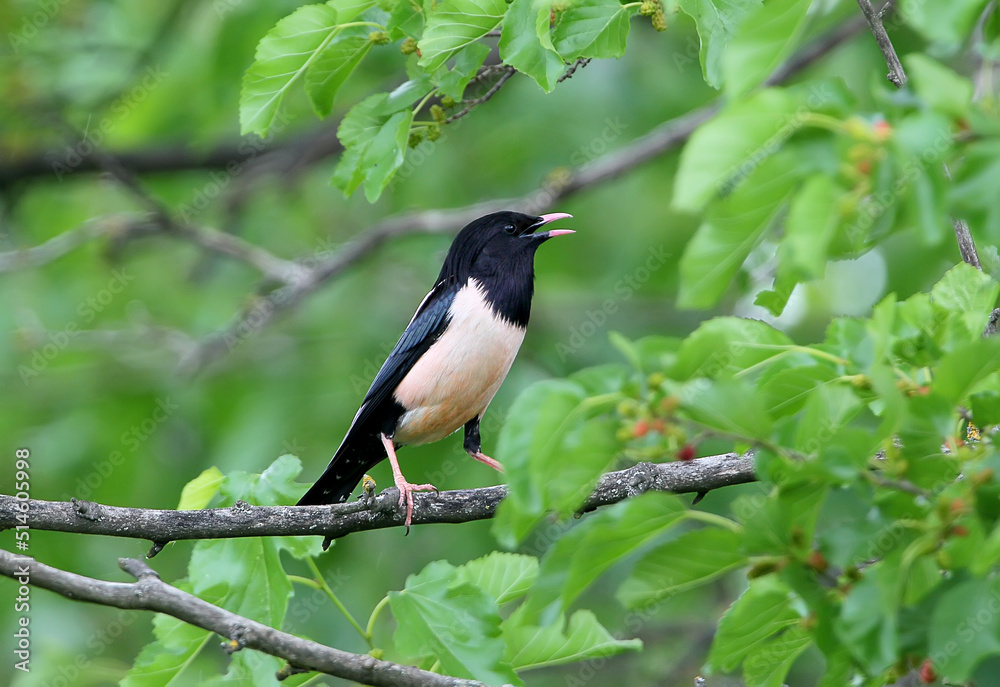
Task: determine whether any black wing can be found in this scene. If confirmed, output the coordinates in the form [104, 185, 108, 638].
[297, 278, 459, 506]
[358, 277, 459, 419]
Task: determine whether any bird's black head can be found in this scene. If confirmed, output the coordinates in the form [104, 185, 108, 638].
[437, 210, 574, 326]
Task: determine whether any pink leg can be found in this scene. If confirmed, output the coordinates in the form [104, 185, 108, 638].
[470, 451, 504, 473]
[381, 433, 437, 531]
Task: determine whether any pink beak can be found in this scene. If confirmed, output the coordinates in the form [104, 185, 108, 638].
[536, 212, 575, 238]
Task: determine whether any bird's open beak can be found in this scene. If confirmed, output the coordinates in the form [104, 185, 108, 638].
[530, 212, 575, 239]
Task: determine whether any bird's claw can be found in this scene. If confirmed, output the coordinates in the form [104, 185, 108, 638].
[394, 480, 437, 532]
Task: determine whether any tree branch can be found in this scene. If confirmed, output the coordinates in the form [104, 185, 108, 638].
[182, 19, 864, 373]
[0, 212, 308, 285]
[0, 548, 493, 687]
[856, 0, 907, 87]
[0, 453, 756, 546]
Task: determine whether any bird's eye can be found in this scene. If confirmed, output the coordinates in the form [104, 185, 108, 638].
[504, 223, 516, 234]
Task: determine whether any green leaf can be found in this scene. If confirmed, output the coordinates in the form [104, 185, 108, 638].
[240, 4, 342, 136]
[930, 577, 1000, 681]
[722, 0, 811, 96]
[617, 528, 747, 609]
[551, 0, 635, 60]
[389, 561, 519, 685]
[334, 89, 421, 201]
[971, 390, 1000, 426]
[177, 466, 224, 510]
[678, 151, 799, 308]
[678, 0, 762, 89]
[433, 42, 491, 101]
[672, 316, 793, 380]
[521, 493, 689, 625]
[760, 364, 839, 418]
[456, 552, 539, 605]
[901, 0, 990, 47]
[935, 338, 1000, 404]
[793, 384, 862, 457]
[905, 54, 974, 119]
[743, 626, 813, 687]
[305, 27, 375, 118]
[739, 481, 828, 555]
[931, 263, 1000, 339]
[418, 0, 506, 72]
[121, 595, 212, 686]
[504, 609, 642, 671]
[674, 88, 800, 213]
[708, 576, 799, 672]
[499, 0, 565, 92]
[679, 377, 773, 440]
[835, 562, 898, 673]
[781, 174, 841, 279]
[491, 379, 619, 548]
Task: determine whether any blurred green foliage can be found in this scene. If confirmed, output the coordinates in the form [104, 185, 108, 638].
[2, 0, 1000, 685]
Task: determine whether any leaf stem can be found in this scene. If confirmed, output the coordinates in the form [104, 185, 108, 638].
[306, 557, 372, 647]
[366, 595, 391, 639]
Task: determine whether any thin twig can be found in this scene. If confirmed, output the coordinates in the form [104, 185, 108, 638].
[856, 0, 907, 87]
[0, 453, 757, 545]
[0, 549, 494, 687]
[446, 66, 516, 124]
[557, 57, 592, 83]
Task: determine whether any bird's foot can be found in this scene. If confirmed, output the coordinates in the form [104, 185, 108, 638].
[394, 478, 438, 532]
[471, 451, 504, 473]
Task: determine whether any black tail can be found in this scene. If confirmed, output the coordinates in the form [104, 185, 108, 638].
[297, 433, 383, 506]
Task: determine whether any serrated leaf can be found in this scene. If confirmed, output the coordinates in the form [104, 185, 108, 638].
[177, 466, 224, 510]
[240, 4, 342, 136]
[499, 0, 565, 92]
[551, 0, 635, 59]
[306, 28, 374, 117]
[491, 379, 620, 548]
[521, 493, 689, 625]
[456, 552, 539, 605]
[677, 151, 799, 308]
[931, 263, 1000, 339]
[504, 609, 642, 671]
[618, 528, 746, 609]
[722, 0, 810, 96]
[708, 576, 799, 672]
[334, 89, 422, 201]
[673, 88, 800, 213]
[418, 0, 506, 72]
[389, 561, 519, 685]
[678, 0, 762, 88]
